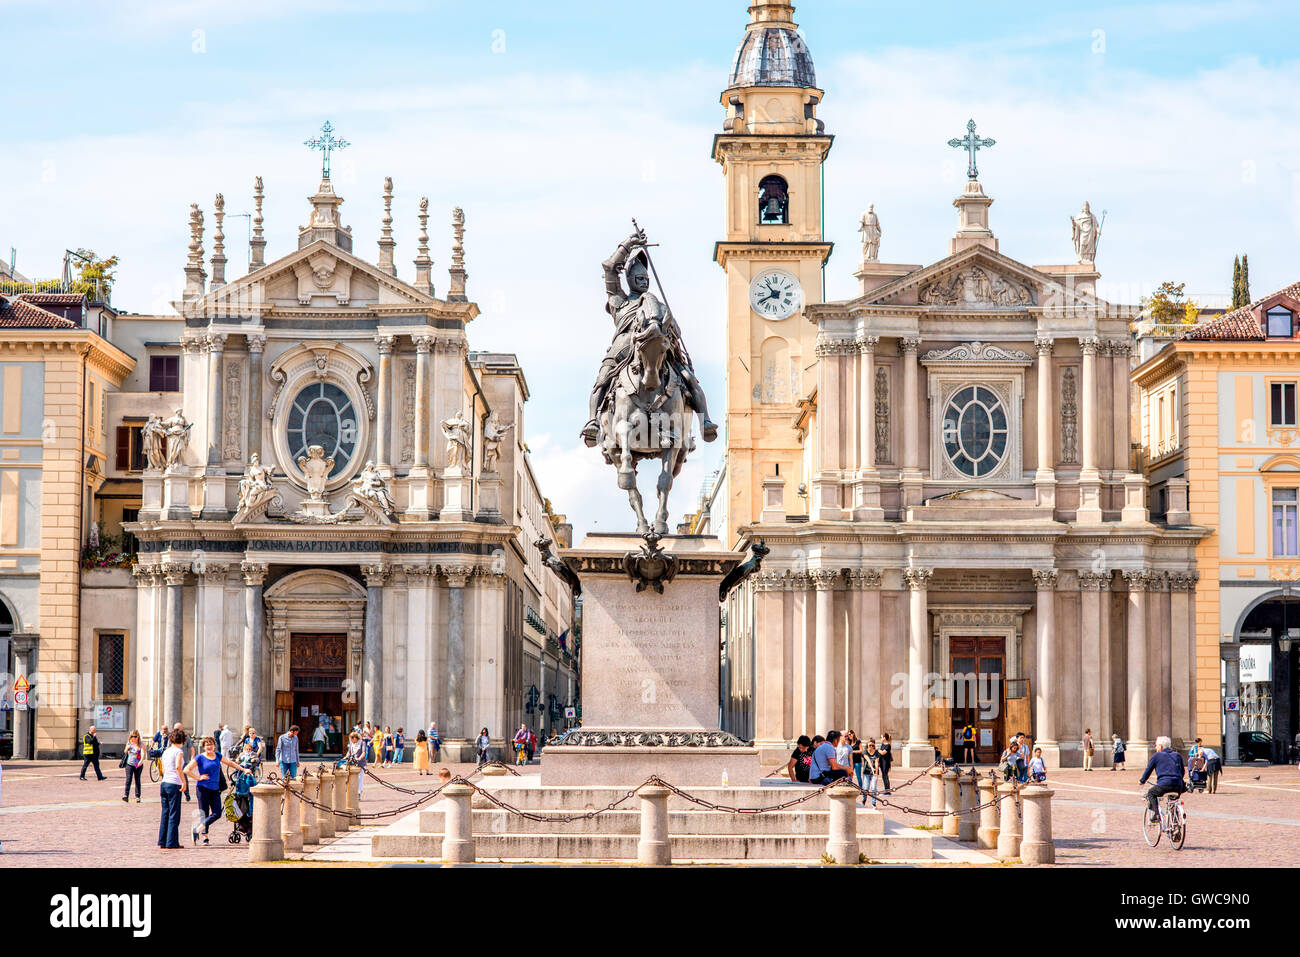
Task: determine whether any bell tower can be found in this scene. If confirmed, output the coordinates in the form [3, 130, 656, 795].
[713, 0, 832, 545]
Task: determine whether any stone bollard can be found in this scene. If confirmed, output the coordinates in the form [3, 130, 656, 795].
[344, 767, 360, 828]
[248, 783, 285, 862]
[441, 782, 476, 863]
[1019, 785, 1055, 865]
[316, 767, 335, 839]
[976, 776, 1000, 850]
[300, 771, 320, 846]
[825, 782, 859, 865]
[942, 769, 960, 837]
[636, 785, 671, 865]
[957, 772, 978, 842]
[996, 783, 1022, 861]
[281, 778, 304, 853]
[928, 766, 946, 817]
[333, 766, 351, 831]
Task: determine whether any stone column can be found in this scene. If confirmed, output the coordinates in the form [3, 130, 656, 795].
[813, 338, 844, 521]
[637, 785, 671, 865]
[1079, 571, 1106, 746]
[281, 778, 303, 853]
[977, 775, 1000, 849]
[858, 571, 883, 736]
[854, 336, 883, 520]
[444, 565, 472, 745]
[1111, 340, 1133, 470]
[316, 766, 335, 839]
[361, 564, 387, 725]
[902, 567, 933, 766]
[1124, 570, 1151, 762]
[812, 569, 837, 734]
[900, 337, 922, 505]
[248, 782, 284, 862]
[1035, 337, 1056, 507]
[1033, 568, 1060, 766]
[414, 336, 431, 468]
[195, 561, 230, 734]
[942, 768, 960, 837]
[10, 633, 37, 760]
[1169, 572, 1195, 748]
[1077, 337, 1103, 522]
[375, 335, 394, 470]
[206, 333, 226, 466]
[996, 783, 1021, 861]
[1019, 786, 1055, 865]
[240, 562, 267, 732]
[161, 563, 187, 725]
[246, 334, 264, 459]
[441, 782, 476, 863]
[825, 782, 858, 865]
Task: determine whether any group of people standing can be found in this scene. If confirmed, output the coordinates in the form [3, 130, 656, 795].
[786, 730, 894, 806]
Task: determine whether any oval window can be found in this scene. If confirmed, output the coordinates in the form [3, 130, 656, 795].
[286, 382, 358, 478]
[942, 386, 1007, 477]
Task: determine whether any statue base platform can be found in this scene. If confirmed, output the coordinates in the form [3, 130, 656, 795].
[541, 534, 759, 787]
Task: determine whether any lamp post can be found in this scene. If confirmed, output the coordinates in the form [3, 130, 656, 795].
[1221, 633, 1240, 765]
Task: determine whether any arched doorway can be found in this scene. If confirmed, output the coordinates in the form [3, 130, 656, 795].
[1235, 591, 1299, 764]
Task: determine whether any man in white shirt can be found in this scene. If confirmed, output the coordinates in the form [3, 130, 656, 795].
[219, 724, 235, 757]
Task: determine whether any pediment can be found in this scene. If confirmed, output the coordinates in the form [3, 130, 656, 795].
[182, 240, 437, 316]
[855, 246, 1104, 312]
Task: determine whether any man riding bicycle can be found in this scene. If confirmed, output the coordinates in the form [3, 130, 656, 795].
[1138, 735, 1185, 822]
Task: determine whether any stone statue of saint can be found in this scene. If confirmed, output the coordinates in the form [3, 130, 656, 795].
[161, 408, 192, 470]
[441, 410, 471, 470]
[237, 453, 276, 510]
[1071, 201, 1100, 263]
[580, 227, 717, 449]
[350, 460, 395, 514]
[297, 445, 334, 502]
[482, 411, 514, 472]
[859, 204, 881, 262]
[142, 414, 167, 471]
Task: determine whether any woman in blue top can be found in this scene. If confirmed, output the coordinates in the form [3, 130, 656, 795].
[382, 726, 395, 768]
[185, 735, 246, 846]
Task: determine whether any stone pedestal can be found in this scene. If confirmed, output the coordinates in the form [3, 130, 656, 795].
[825, 783, 859, 865]
[976, 776, 1000, 849]
[316, 768, 335, 839]
[200, 472, 228, 519]
[295, 498, 331, 520]
[1122, 473, 1150, 524]
[405, 465, 434, 520]
[1020, 785, 1055, 864]
[162, 471, 191, 520]
[440, 465, 473, 522]
[248, 783, 284, 862]
[928, 766, 946, 816]
[541, 534, 759, 787]
[442, 782, 476, 863]
[477, 469, 503, 522]
[141, 472, 164, 519]
[1075, 473, 1104, 524]
[942, 769, 960, 838]
[957, 772, 978, 842]
[300, 773, 320, 846]
[281, 779, 303, 852]
[637, 785, 671, 865]
[996, 784, 1022, 861]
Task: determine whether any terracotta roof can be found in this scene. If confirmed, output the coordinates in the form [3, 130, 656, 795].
[0, 294, 77, 329]
[17, 292, 87, 307]
[1182, 280, 1300, 340]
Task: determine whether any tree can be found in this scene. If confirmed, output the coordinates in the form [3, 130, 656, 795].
[71, 249, 119, 301]
[1240, 253, 1251, 307]
[1141, 281, 1200, 326]
[1232, 255, 1243, 309]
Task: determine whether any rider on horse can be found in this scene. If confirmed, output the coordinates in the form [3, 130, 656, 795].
[580, 228, 718, 450]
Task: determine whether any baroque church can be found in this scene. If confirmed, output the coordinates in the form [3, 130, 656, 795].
[0, 143, 576, 760]
[712, 1, 1206, 767]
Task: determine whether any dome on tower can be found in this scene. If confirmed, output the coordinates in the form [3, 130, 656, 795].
[727, 2, 815, 89]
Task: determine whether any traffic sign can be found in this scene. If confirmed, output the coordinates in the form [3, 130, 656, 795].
[1224, 697, 1240, 712]
[14, 689, 28, 706]
[14, 674, 28, 692]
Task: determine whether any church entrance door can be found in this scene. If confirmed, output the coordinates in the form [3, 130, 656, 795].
[290, 633, 347, 754]
[949, 636, 1005, 763]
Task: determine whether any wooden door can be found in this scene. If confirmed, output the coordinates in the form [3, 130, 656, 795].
[949, 636, 1006, 763]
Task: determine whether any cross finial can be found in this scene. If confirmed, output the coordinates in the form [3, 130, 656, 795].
[947, 118, 996, 180]
[304, 121, 350, 180]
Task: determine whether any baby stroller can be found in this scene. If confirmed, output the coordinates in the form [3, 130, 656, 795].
[225, 769, 255, 843]
[1187, 753, 1208, 793]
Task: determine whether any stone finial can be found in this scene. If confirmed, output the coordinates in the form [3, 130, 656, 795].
[249, 176, 266, 269]
[183, 203, 207, 301]
[447, 206, 468, 301]
[377, 176, 396, 277]
[210, 193, 227, 289]
[412, 196, 434, 296]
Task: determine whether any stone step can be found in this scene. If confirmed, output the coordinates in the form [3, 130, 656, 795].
[371, 828, 931, 862]
[418, 806, 886, 836]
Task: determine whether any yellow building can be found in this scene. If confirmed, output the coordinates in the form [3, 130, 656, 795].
[713, 0, 832, 547]
[0, 293, 133, 758]
[1134, 282, 1300, 761]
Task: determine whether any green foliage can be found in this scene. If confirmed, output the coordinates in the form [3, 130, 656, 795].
[73, 249, 119, 300]
[1240, 254, 1250, 307]
[1232, 256, 1243, 310]
[1141, 281, 1200, 326]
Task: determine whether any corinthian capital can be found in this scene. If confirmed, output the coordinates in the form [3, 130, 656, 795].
[442, 563, 474, 588]
[810, 568, 840, 590]
[902, 566, 933, 591]
[1031, 568, 1059, 590]
[240, 561, 268, 586]
[360, 564, 389, 587]
[160, 562, 189, 586]
[1122, 568, 1150, 591]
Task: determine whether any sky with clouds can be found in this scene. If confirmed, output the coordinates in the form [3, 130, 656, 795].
[3, 0, 1299, 538]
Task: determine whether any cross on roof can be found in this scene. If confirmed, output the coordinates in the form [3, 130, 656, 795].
[304, 121, 350, 180]
[948, 118, 995, 180]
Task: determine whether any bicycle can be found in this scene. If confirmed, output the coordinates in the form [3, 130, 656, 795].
[1142, 790, 1187, 850]
[148, 756, 163, 783]
[514, 742, 529, 765]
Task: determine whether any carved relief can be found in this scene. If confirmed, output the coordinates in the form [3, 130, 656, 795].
[1060, 365, 1079, 464]
[920, 341, 1033, 365]
[874, 365, 890, 464]
[223, 358, 243, 461]
[919, 266, 1034, 308]
[399, 359, 416, 464]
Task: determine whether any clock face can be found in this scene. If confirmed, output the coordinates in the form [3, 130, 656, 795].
[749, 269, 802, 320]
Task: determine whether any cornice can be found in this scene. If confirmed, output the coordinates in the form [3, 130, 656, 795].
[713, 241, 833, 269]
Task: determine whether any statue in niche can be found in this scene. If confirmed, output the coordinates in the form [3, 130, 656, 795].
[441, 409, 471, 471]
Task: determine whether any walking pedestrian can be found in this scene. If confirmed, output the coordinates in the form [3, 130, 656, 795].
[393, 727, 405, 765]
[861, 738, 882, 807]
[371, 725, 384, 767]
[157, 729, 189, 849]
[346, 731, 367, 796]
[121, 729, 145, 802]
[427, 722, 441, 763]
[79, 725, 105, 781]
[312, 723, 326, 757]
[476, 727, 491, 766]
[276, 725, 301, 780]
[414, 729, 430, 775]
[960, 722, 976, 764]
[878, 732, 893, 793]
[186, 736, 244, 846]
[1082, 728, 1095, 772]
[381, 726, 394, 767]
[1111, 732, 1126, 771]
[219, 724, 235, 757]
[1201, 742, 1222, 793]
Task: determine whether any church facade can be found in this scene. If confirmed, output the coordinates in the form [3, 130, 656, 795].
[2, 159, 575, 759]
[715, 1, 1207, 766]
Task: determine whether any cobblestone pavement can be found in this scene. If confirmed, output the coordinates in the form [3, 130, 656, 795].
[2, 756, 1297, 867]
